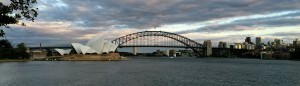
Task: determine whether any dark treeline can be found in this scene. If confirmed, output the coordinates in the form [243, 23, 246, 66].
[0, 39, 30, 59]
[0, 0, 38, 59]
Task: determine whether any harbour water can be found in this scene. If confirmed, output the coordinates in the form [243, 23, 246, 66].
[0, 57, 299, 86]
[117, 47, 188, 53]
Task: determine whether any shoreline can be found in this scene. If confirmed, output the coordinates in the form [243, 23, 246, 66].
[0, 59, 31, 62]
[0, 56, 297, 62]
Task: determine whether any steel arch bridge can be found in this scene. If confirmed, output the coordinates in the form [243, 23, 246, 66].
[111, 31, 203, 56]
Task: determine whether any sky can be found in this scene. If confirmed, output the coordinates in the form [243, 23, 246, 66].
[2, 0, 300, 47]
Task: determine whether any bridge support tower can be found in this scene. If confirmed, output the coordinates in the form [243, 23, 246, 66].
[203, 40, 212, 57]
[132, 47, 137, 55]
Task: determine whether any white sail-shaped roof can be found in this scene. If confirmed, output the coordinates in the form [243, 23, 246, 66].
[71, 36, 118, 55]
[86, 37, 105, 54]
[54, 48, 72, 56]
[110, 43, 118, 52]
[80, 45, 97, 55]
[101, 41, 110, 53]
[107, 43, 117, 52]
[86, 48, 97, 54]
[108, 43, 113, 52]
[71, 43, 84, 54]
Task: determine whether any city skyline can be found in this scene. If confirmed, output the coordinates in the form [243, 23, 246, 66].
[1, 0, 300, 47]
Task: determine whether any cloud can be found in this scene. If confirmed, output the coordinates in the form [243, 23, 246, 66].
[4, 20, 141, 47]
[155, 10, 300, 33]
[3, 0, 300, 46]
[34, 0, 300, 28]
[268, 32, 300, 41]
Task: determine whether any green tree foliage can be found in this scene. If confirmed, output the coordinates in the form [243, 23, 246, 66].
[0, 0, 38, 59]
[0, 41, 30, 59]
[0, 39, 12, 48]
[0, 0, 38, 27]
[15, 42, 30, 59]
[0, 0, 38, 37]
[0, 39, 15, 59]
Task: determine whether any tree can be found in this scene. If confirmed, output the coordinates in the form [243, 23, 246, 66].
[0, 39, 15, 59]
[0, 0, 38, 36]
[0, 0, 37, 59]
[0, 39, 12, 48]
[17, 42, 26, 51]
[16, 42, 29, 59]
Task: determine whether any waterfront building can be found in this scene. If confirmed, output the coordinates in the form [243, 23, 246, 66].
[218, 41, 228, 48]
[256, 37, 262, 46]
[255, 37, 264, 49]
[54, 49, 72, 56]
[56, 37, 119, 56]
[250, 44, 255, 50]
[241, 43, 246, 49]
[230, 45, 234, 49]
[162, 50, 170, 56]
[261, 44, 267, 50]
[203, 40, 212, 56]
[293, 39, 300, 48]
[224, 42, 229, 48]
[243, 42, 248, 49]
[218, 41, 223, 48]
[71, 41, 118, 55]
[170, 49, 177, 57]
[29, 49, 47, 59]
[243, 42, 255, 50]
[232, 42, 256, 50]
[234, 43, 243, 49]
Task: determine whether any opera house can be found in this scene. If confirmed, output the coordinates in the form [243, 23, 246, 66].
[54, 36, 118, 56]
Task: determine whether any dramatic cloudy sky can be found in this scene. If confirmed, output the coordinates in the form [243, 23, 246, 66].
[2, 0, 300, 47]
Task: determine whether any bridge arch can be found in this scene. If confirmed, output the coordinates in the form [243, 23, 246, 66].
[112, 31, 203, 56]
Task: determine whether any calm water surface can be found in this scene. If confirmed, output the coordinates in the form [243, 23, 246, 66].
[0, 57, 299, 86]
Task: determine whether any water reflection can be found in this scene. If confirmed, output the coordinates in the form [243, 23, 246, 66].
[0, 58, 299, 86]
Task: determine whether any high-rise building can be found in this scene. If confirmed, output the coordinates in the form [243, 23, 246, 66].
[223, 42, 228, 48]
[218, 41, 223, 48]
[255, 37, 262, 49]
[218, 41, 228, 48]
[245, 37, 251, 43]
[203, 40, 212, 56]
[256, 37, 262, 46]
